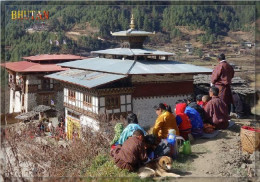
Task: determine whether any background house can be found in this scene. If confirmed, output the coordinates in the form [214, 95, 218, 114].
[1, 54, 86, 114]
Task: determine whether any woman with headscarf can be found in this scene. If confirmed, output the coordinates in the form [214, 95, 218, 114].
[117, 113, 146, 145]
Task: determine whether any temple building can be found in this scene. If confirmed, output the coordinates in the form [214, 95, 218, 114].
[1, 54, 86, 113]
[46, 15, 212, 137]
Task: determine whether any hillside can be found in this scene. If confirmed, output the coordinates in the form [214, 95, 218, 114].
[2, 4, 256, 62]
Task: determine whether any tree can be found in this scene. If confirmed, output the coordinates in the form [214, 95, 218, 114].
[143, 15, 152, 31]
[48, 18, 61, 32]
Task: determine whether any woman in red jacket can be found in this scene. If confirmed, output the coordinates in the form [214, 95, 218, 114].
[175, 102, 192, 140]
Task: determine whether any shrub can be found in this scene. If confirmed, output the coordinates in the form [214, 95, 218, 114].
[85, 154, 138, 178]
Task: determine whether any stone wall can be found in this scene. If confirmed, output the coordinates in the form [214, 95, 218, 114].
[55, 91, 64, 112]
[132, 94, 190, 128]
[27, 93, 37, 111]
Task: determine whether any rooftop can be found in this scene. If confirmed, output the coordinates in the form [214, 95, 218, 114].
[92, 48, 174, 57]
[45, 69, 127, 89]
[1, 61, 68, 73]
[111, 29, 155, 37]
[58, 57, 212, 75]
[111, 14, 155, 37]
[22, 54, 87, 62]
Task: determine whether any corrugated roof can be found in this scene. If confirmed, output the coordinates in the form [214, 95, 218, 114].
[129, 60, 212, 74]
[58, 57, 212, 75]
[22, 54, 87, 61]
[58, 58, 135, 74]
[92, 48, 174, 56]
[45, 69, 127, 88]
[111, 29, 154, 36]
[1, 61, 67, 72]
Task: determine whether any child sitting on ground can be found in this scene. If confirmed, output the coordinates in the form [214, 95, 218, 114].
[202, 95, 210, 109]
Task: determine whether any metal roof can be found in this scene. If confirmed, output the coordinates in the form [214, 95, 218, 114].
[1, 61, 68, 73]
[111, 29, 155, 36]
[129, 60, 212, 74]
[92, 48, 174, 56]
[23, 54, 87, 61]
[45, 69, 127, 88]
[58, 57, 212, 75]
[58, 58, 135, 74]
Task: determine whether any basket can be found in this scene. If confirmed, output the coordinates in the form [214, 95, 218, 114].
[240, 126, 260, 154]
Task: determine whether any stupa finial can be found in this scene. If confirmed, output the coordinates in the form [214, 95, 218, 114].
[130, 14, 135, 30]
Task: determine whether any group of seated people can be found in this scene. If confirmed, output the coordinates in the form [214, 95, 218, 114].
[110, 86, 231, 172]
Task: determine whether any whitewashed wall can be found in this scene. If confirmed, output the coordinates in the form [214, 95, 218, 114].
[64, 88, 68, 103]
[24, 92, 28, 112]
[14, 91, 21, 113]
[133, 95, 190, 128]
[65, 108, 68, 133]
[81, 115, 99, 131]
[9, 88, 14, 113]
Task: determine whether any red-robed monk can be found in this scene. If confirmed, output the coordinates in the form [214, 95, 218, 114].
[211, 53, 234, 112]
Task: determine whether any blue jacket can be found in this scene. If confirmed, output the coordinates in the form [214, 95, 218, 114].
[185, 106, 203, 129]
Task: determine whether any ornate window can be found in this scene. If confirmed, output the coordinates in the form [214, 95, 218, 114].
[68, 90, 76, 101]
[67, 110, 80, 119]
[105, 96, 120, 109]
[9, 74, 14, 83]
[83, 94, 92, 107]
[41, 79, 50, 90]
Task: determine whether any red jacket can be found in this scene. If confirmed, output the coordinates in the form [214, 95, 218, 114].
[175, 103, 192, 131]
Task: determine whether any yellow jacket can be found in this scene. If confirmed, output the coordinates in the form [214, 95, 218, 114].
[153, 111, 180, 140]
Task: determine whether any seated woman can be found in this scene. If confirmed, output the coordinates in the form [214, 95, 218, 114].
[117, 113, 146, 145]
[175, 102, 192, 140]
[185, 105, 204, 138]
[152, 103, 180, 143]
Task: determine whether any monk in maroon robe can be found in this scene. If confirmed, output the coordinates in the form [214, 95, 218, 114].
[110, 129, 147, 172]
[204, 87, 230, 130]
[211, 53, 234, 111]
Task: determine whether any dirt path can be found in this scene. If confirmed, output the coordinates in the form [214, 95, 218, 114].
[181, 119, 259, 178]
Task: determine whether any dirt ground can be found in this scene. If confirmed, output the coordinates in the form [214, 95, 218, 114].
[183, 119, 259, 178]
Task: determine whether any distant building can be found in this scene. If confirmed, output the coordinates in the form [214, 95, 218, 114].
[184, 43, 193, 54]
[1, 54, 87, 114]
[46, 15, 212, 139]
[23, 54, 86, 64]
[226, 42, 232, 47]
[243, 42, 253, 48]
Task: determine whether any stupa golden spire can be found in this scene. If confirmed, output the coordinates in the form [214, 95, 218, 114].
[130, 14, 135, 30]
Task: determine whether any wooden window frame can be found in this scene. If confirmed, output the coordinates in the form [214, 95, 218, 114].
[105, 95, 120, 110]
[67, 110, 80, 120]
[41, 78, 51, 91]
[68, 90, 76, 101]
[83, 94, 92, 107]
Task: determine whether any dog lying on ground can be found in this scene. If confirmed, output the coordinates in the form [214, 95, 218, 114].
[138, 156, 180, 178]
